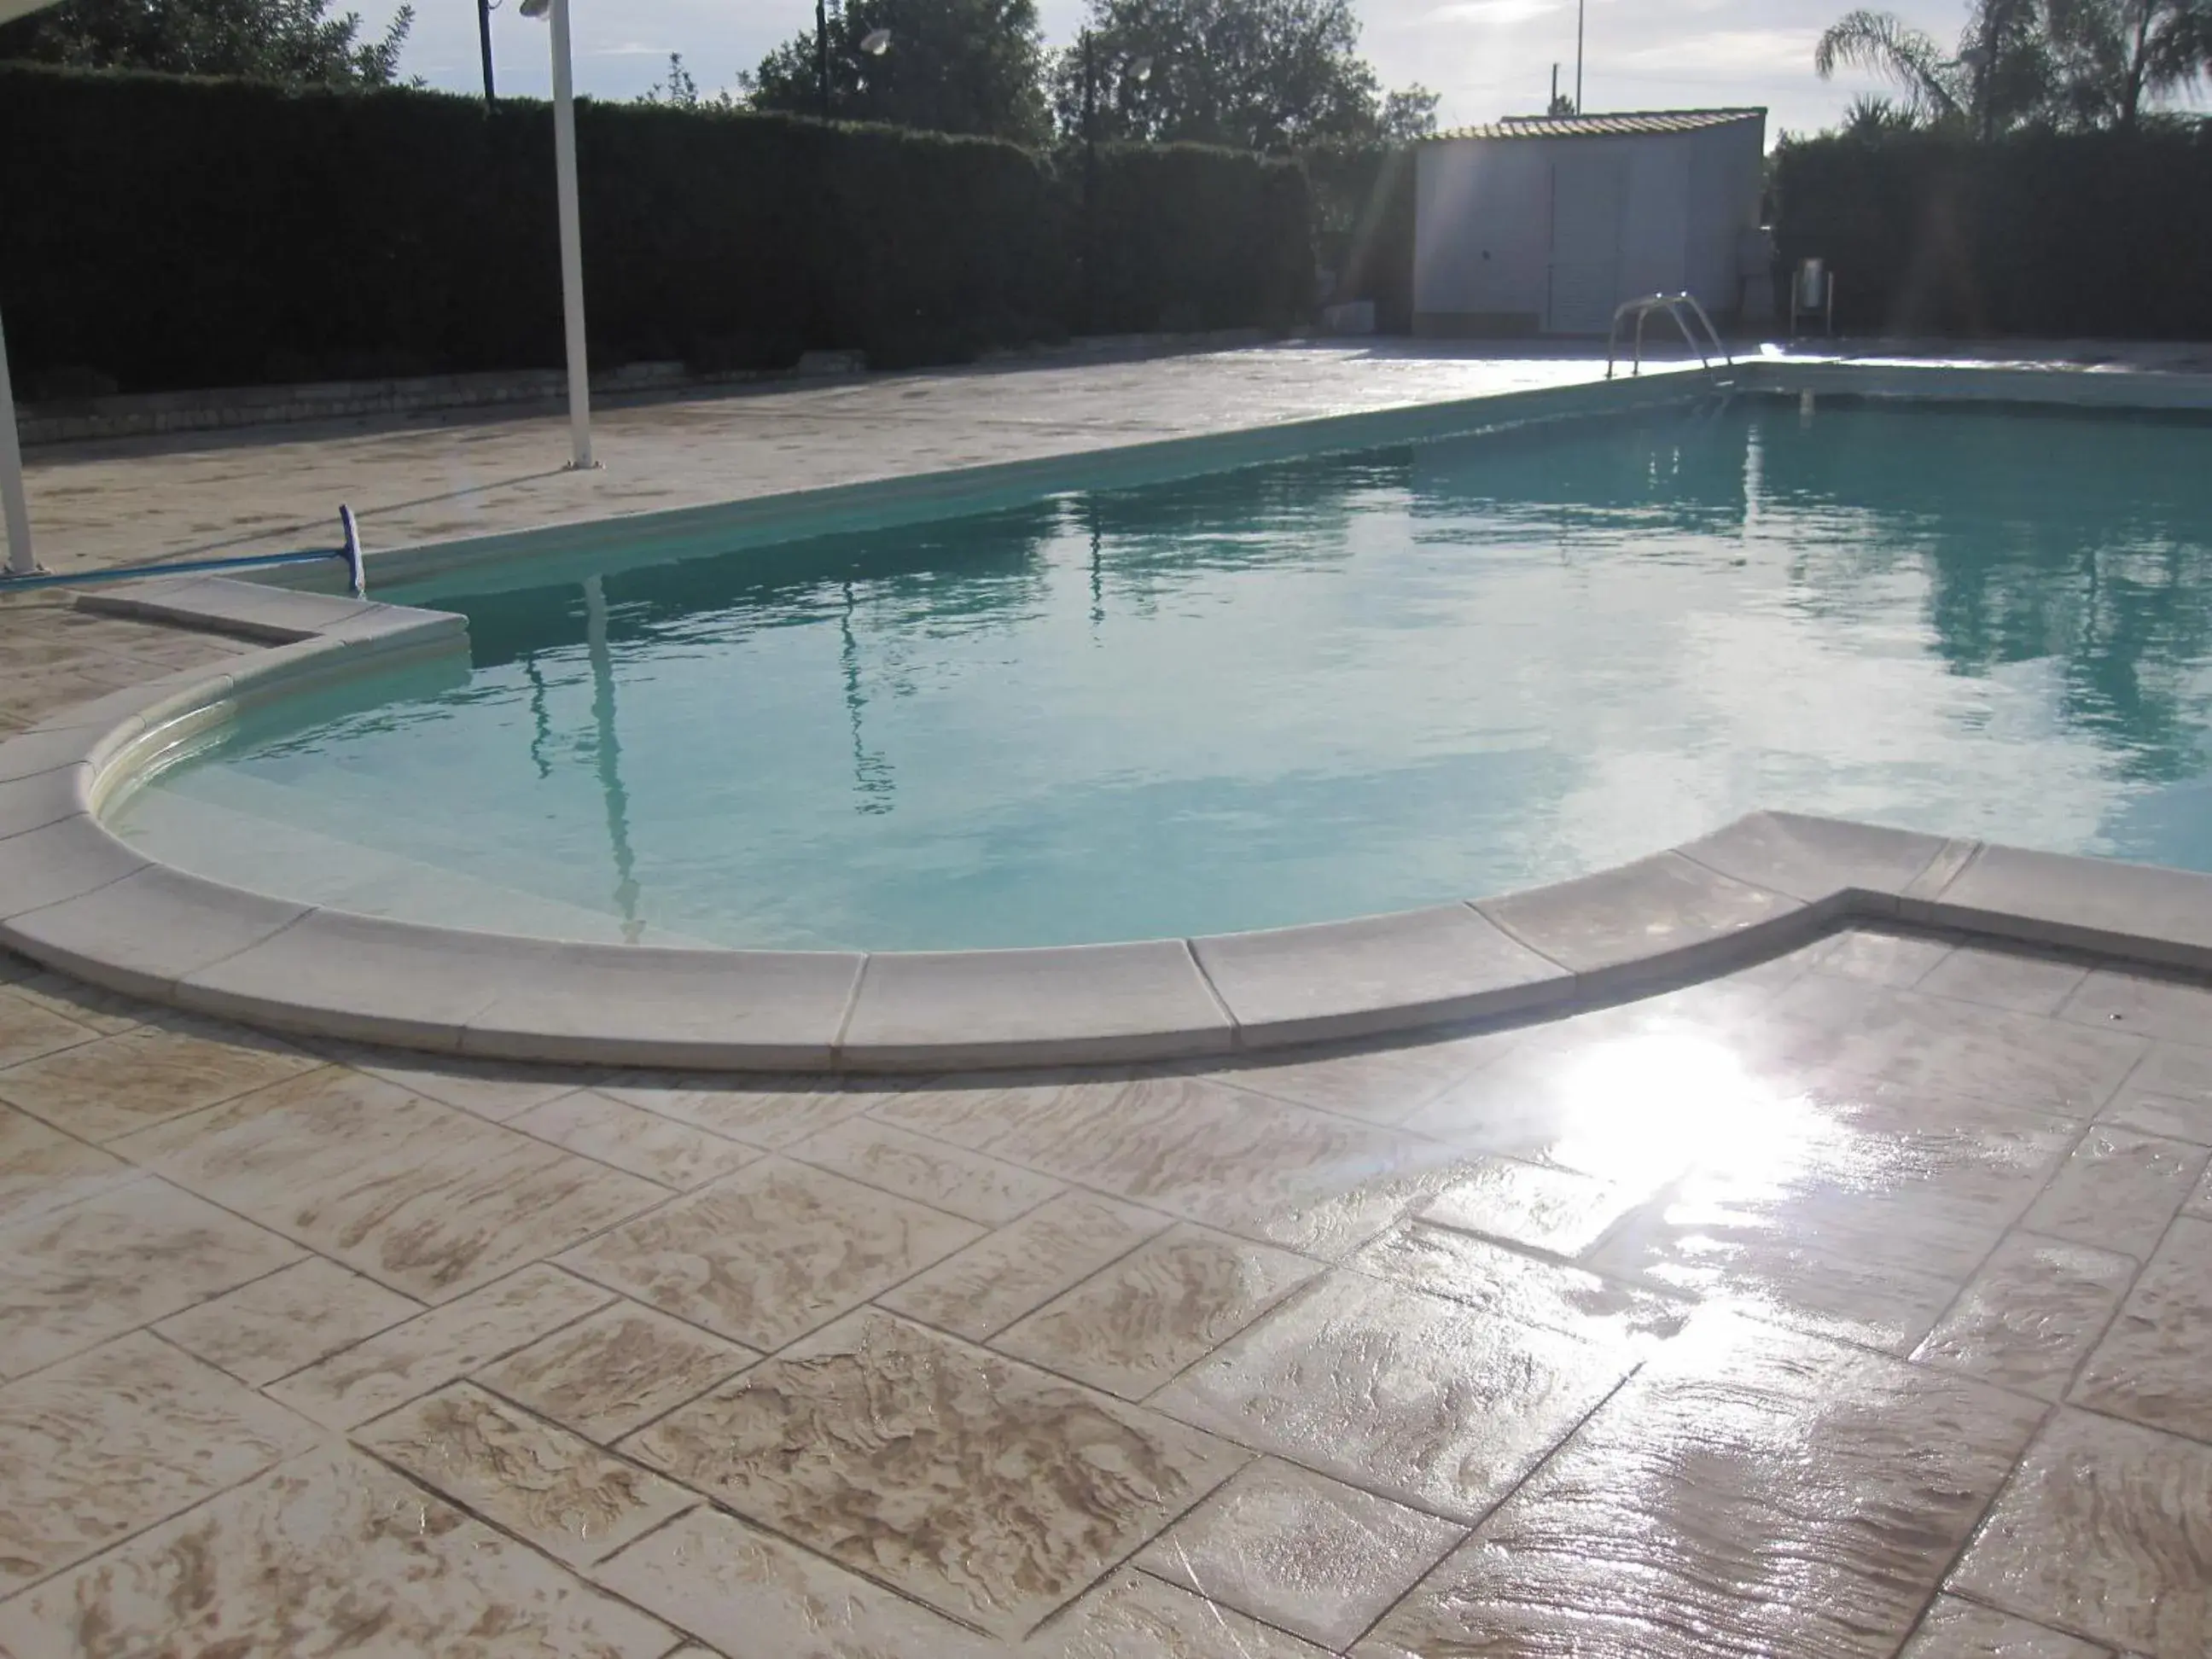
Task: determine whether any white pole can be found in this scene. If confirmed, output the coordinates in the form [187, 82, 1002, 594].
[0, 303, 33, 576]
[550, 0, 594, 470]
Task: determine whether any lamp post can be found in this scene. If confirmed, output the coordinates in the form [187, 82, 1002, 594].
[815, 11, 890, 119]
[520, 0, 593, 470]
[1575, 0, 1585, 112]
[477, 0, 496, 102]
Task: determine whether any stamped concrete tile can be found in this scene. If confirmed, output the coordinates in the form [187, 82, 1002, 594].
[1214, 1030, 1517, 1126]
[559, 1156, 981, 1350]
[115, 1066, 664, 1301]
[154, 1255, 420, 1386]
[0, 1101, 132, 1226]
[596, 1070, 894, 1148]
[1417, 1156, 1639, 1257]
[0, 1443, 676, 1659]
[879, 1188, 1173, 1341]
[356, 1382, 696, 1566]
[1151, 1271, 1633, 1522]
[1136, 1458, 1463, 1650]
[1591, 1203, 1965, 1353]
[789, 1115, 1062, 1225]
[513, 1090, 760, 1190]
[0, 1179, 301, 1378]
[2020, 1125, 2208, 1260]
[1902, 1597, 2114, 1658]
[2191, 1165, 2212, 1220]
[1766, 977, 2146, 1117]
[0, 987, 101, 1068]
[2099, 1041, 2212, 1144]
[1812, 928, 1955, 987]
[881, 1074, 1455, 1260]
[1911, 1232, 2137, 1402]
[993, 1223, 1321, 1400]
[270, 1263, 614, 1429]
[1356, 1312, 2043, 1659]
[2060, 968, 2212, 1045]
[1029, 1570, 1334, 1659]
[333, 1044, 593, 1121]
[1953, 1408, 2212, 1657]
[1918, 947, 2092, 1016]
[0, 1016, 321, 1143]
[478, 1301, 757, 1443]
[2072, 1215, 2212, 1441]
[0, 1330, 318, 1592]
[3, 973, 142, 1039]
[1349, 1223, 1688, 1347]
[593, 1502, 987, 1659]
[626, 1307, 1244, 1638]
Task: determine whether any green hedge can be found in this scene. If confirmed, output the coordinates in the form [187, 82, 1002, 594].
[1773, 126, 2212, 338]
[1301, 143, 1414, 333]
[0, 63, 1313, 394]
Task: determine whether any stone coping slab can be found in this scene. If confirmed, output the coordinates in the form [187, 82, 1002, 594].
[3, 359, 2211, 1071]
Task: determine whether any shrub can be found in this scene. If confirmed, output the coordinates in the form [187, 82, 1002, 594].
[1772, 125, 2212, 339]
[0, 62, 1314, 393]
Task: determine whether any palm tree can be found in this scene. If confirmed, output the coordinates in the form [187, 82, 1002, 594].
[2046, 0, 2211, 128]
[1818, 0, 2209, 133]
[1815, 9, 1971, 125]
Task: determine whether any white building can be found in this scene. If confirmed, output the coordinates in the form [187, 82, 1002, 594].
[1413, 108, 1768, 338]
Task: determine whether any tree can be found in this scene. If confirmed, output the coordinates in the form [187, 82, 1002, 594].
[0, 0, 416, 85]
[1050, 0, 1432, 151]
[1815, 0, 2209, 134]
[1813, 2, 2055, 136]
[743, 0, 1051, 143]
[2046, 0, 2210, 127]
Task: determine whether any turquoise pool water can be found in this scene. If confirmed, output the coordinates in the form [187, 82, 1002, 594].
[114, 394, 2212, 950]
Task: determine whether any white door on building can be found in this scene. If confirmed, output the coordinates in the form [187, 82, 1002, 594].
[1545, 154, 1627, 335]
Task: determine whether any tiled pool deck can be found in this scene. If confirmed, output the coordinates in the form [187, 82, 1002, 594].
[3, 343, 2211, 1656]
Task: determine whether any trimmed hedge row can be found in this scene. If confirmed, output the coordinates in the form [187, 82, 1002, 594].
[1301, 143, 1414, 333]
[0, 63, 1313, 394]
[1773, 126, 2212, 339]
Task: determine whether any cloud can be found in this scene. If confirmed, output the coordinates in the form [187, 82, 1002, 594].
[1612, 27, 1822, 76]
[1426, 0, 1562, 23]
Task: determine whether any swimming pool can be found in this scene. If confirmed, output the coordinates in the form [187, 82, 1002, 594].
[108, 392, 2212, 952]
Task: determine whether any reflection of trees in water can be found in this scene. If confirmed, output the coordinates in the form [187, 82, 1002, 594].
[1751, 403, 2212, 786]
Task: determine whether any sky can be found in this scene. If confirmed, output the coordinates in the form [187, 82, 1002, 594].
[392, 0, 1953, 140]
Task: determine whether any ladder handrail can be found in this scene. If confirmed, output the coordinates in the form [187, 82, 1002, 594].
[1605, 293, 1734, 380]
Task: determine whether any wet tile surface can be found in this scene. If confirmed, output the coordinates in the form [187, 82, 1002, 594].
[1151, 1271, 1632, 1521]
[0, 1445, 676, 1658]
[1911, 1231, 2137, 1401]
[626, 1308, 1244, 1637]
[0, 922, 2207, 1651]
[2070, 1215, 2212, 1441]
[559, 1156, 982, 1349]
[476, 1300, 757, 1442]
[992, 1222, 1321, 1400]
[1136, 1458, 1464, 1649]
[2020, 1124, 2208, 1259]
[1416, 1155, 1639, 1256]
[1358, 1312, 2043, 1658]
[355, 1381, 696, 1565]
[1953, 1408, 2212, 1657]
[1902, 1597, 2114, 1658]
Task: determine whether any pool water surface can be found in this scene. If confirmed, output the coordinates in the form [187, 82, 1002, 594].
[112, 394, 2212, 949]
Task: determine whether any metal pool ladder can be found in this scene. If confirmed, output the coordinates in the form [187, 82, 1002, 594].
[1605, 293, 1734, 379]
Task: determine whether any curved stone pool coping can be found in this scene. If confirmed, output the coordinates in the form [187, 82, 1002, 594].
[7, 356, 2212, 1071]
